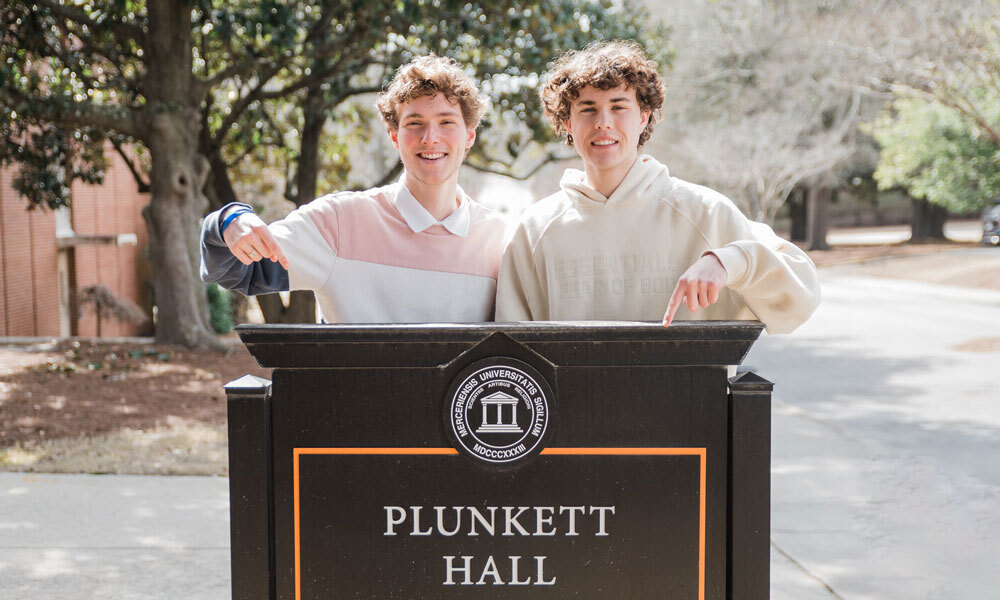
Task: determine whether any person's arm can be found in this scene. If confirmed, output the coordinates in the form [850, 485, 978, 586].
[495, 223, 546, 321]
[709, 225, 820, 334]
[664, 201, 820, 334]
[199, 203, 290, 296]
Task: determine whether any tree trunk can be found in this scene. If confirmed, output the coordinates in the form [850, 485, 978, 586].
[206, 143, 240, 212]
[141, 0, 223, 349]
[295, 87, 325, 209]
[143, 113, 222, 348]
[198, 100, 239, 213]
[228, 293, 253, 327]
[256, 291, 318, 323]
[806, 186, 831, 251]
[788, 188, 807, 242]
[257, 86, 325, 324]
[908, 197, 948, 242]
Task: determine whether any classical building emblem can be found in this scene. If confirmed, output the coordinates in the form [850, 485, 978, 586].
[445, 358, 553, 466]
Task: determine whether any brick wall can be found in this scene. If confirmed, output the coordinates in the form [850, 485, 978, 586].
[0, 168, 59, 337]
[0, 146, 151, 337]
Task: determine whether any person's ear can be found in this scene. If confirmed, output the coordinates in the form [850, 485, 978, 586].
[388, 126, 399, 150]
[465, 126, 476, 151]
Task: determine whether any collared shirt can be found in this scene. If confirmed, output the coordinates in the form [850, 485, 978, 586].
[392, 175, 472, 237]
[201, 178, 509, 324]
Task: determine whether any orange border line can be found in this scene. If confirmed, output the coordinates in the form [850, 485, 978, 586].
[293, 447, 706, 600]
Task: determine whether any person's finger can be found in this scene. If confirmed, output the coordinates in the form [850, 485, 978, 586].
[258, 230, 290, 269]
[685, 284, 699, 313]
[663, 282, 685, 326]
[698, 280, 710, 308]
[275, 246, 290, 269]
[241, 232, 268, 261]
[254, 229, 275, 259]
[707, 282, 720, 305]
[240, 228, 272, 262]
[232, 245, 254, 265]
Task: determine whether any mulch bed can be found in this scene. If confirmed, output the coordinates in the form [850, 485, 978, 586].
[0, 340, 268, 447]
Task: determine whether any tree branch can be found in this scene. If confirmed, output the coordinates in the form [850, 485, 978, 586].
[110, 137, 151, 193]
[196, 57, 267, 93]
[209, 59, 294, 149]
[256, 43, 375, 102]
[942, 87, 1000, 147]
[272, 18, 385, 99]
[315, 86, 383, 113]
[465, 151, 575, 181]
[48, 18, 142, 76]
[213, 30, 372, 142]
[304, 2, 342, 44]
[899, 81, 1000, 148]
[210, 41, 374, 150]
[0, 88, 144, 140]
[362, 160, 403, 190]
[37, 0, 145, 46]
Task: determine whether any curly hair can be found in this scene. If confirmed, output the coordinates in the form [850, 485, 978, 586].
[376, 56, 489, 131]
[540, 40, 666, 147]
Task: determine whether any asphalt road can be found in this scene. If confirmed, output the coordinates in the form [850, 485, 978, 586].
[751, 259, 1000, 599]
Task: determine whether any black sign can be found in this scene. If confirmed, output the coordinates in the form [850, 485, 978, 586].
[230, 324, 772, 600]
[293, 448, 706, 599]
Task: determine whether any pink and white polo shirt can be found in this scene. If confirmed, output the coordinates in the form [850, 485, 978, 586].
[268, 178, 509, 323]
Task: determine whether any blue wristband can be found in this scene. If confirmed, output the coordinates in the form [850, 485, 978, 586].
[220, 209, 253, 235]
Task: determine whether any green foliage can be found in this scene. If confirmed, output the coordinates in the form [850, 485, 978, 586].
[205, 283, 233, 334]
[0, 1, 148, 208]
[868, 97, 1000, 213]
[212, 0, 671, 193]
[3, 0, 670, 207]
[1, 0, 672, 345]
[0, 113, 108, 209]
[461, 0, 672, 171]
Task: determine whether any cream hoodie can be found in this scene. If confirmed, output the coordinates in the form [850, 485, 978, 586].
[496, 155, 820, 333]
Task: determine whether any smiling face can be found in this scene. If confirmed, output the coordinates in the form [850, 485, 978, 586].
[565, 84, 650, 195]
[389, 92, 476, 193]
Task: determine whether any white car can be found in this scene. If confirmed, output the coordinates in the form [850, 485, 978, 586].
[983, 202, 1000, 246]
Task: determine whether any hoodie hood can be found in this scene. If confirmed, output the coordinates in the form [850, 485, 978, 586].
[558, 154, 672, 208]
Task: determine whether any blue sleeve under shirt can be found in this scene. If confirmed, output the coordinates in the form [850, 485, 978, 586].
[199, 202, 290, 295]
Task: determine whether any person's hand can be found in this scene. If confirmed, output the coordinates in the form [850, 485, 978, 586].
[662, 253, 728, 326]
[222, 211, 290, 269]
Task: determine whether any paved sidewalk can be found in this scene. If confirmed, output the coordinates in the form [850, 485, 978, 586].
[0, 473, 230, 600]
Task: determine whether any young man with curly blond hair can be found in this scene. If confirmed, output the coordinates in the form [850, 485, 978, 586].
[200, 56, 508, 323]
[496, 41, 820, 333]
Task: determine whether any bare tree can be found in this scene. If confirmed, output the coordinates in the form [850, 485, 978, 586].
[645, 0, 888, 246]
[858, 0, 1000, 240]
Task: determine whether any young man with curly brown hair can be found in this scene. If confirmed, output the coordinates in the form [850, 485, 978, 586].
[200, 56, 508, 323]
[496, 41, 820, 333]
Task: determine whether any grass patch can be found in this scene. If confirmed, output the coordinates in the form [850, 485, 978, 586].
[0, 419, 229, 476]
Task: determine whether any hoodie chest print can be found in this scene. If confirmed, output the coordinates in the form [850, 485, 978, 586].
[552, 252, 686, 300]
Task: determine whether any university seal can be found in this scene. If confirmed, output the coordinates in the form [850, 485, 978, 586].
[444, 357, 553, 466]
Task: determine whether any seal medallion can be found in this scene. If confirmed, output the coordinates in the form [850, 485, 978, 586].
[444, 357, 553, 466]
